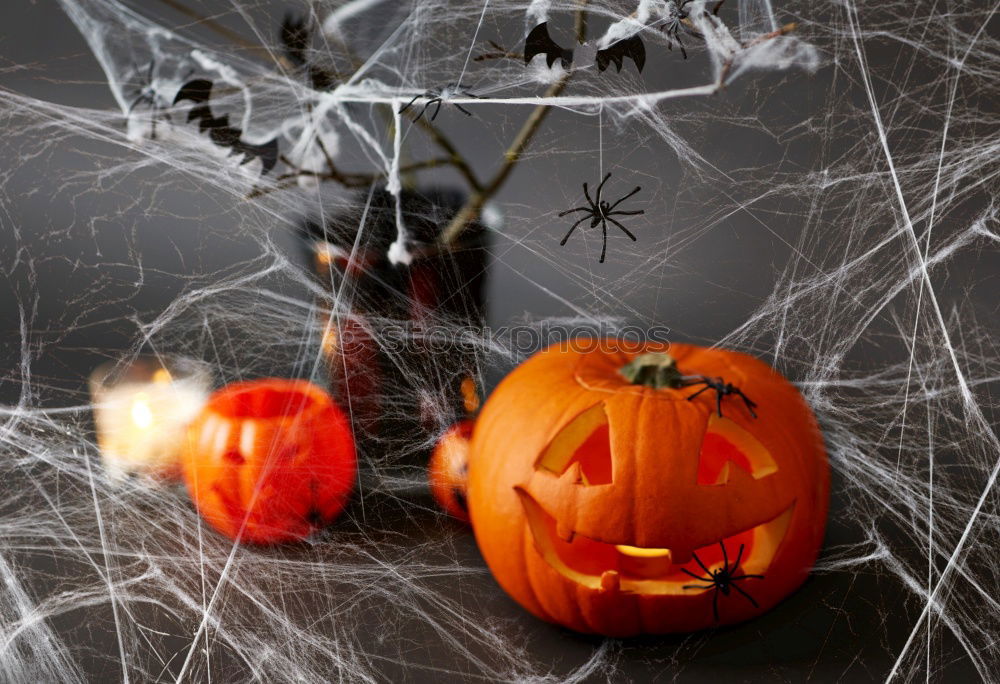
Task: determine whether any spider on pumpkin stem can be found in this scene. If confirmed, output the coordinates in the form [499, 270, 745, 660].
[682, 376, 758, 418]
[681, 542, 764, 622]
[398, 83, 478, 122]
[558, 173, 644, 263]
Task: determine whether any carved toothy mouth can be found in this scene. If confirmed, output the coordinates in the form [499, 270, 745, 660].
[516, 488, 794, 596]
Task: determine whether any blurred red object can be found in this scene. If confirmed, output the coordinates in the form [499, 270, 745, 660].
[428, 419, 474, 522]
[182, 378, 356, 544]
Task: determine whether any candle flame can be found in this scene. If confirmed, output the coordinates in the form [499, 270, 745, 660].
[131, 394, 154, 429]
[152, 368, 173, 384]
[615, 545, 672, 559]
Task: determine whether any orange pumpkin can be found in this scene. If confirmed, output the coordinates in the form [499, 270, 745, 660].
[467, 340, 828, 635]
[182, 378, 356, 544]
[428, 419, 474, 522]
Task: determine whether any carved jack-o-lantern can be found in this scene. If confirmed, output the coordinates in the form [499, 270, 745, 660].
[467, 341, 828, 635]
[428, 419, 474, 522]
[182, 379, 356, 545]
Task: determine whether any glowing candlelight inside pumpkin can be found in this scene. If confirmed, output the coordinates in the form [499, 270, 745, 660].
[89, 357, 211, 482]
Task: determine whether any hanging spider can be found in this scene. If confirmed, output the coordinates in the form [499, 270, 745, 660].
[655, 0, 725, 58]
[125, 61, 170, 139]
[682, 375, 758, 418]
[558, 172, 643, 264]
[681, 542, 764, 622]
[398, 84, 478, 122]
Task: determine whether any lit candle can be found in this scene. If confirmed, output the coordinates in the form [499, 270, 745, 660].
[89, 356, 212, 482]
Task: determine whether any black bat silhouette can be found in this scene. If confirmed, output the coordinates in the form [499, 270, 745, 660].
[524, 22, 574, 68]
[172, 79, 280, 175]
[596, 35, 646, 73]
[280, 14, 310, 67]
[279, 14, 337, 90]
[524, 22, 645, 74]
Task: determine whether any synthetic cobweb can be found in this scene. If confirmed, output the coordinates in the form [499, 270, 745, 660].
[0, 0, 998, 681]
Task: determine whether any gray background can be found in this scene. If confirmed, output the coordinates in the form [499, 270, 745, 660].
[0, 0, 996, 682]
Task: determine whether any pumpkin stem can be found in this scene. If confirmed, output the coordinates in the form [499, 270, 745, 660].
[618, 352, 686, 389]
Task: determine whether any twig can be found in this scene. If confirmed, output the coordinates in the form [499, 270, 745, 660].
[246, 156, 455, 199]
[474, 40, 523, 62]
[716, 22, 797, 88]
[438, 1, 589, 246]
[155, 0, 262, 52]
[413, 117, 483, 193]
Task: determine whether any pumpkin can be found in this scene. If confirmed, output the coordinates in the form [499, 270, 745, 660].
[467, 340, 828, 635]
[428, 419, 474, 522]
[182, 378, 356, 544]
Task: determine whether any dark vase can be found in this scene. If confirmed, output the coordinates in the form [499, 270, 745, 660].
[299, 187, 492, 463]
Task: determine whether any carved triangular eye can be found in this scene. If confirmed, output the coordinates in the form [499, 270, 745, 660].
[536, 403, 613, 485]
[697, 414, 778, 485]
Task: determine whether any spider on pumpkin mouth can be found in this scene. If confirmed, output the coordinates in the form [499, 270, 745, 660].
[558, 173, 644, 263]
[682, 376, 758, 419]
[681, 541, 764, 622]
[516, 487, 792, 598]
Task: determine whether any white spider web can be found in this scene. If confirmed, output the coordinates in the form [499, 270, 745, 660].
[0, 0, 998, 681]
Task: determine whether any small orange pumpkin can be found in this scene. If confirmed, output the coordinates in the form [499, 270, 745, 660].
[182, 378, 356, 544]
[428, 420, 474, 522]
[467, 340, 828, 635]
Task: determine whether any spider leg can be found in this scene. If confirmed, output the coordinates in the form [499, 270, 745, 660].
[127, 92, 149, 114]
[606, 217, 637, 242]
[454, 102, 474, 117]
[599, 219, 608, 263]
[677, 33, 688, 59]
[720, 541, 729, 572]
[680, 568, 712, 583]
[731, 543, 744, 573]
[737, 391, 758, 418]
[429, 98, 443, 121]
[682, 583, 714, 590]
[716, 391, 724, 418]
[595, 172, 612, 204]
[559, 216, 590, 246]
[608, 209, 645, 216]
[680, 376, 709, 387]
[692, 551, 713, 577]
[731, 582, 759, 608]
[582, 182, 594, 207]
[712, 0, 726, 15]
[685, 385, 713, 401]
[398, 93, 422, 115]
[607, 186, 642, 211]
[558, 207, 590, 217]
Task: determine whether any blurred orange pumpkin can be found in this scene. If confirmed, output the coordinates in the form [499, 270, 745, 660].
[182, 378, 356, 544]
[467, 340, 828, 635]
[428, 419, 474, 522]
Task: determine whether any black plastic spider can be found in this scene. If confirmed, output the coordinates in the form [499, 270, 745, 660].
[656, 0, 725, 58]
[126, 61, 170, 139]
[683, 375, 758, 418]
[558, 173, 643, 263]
[681, 542, 764, 622]
[398, 84, 478, 122]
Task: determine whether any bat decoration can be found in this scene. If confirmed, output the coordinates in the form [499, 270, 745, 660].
[279, 14, 337, 91]
[172, 79, 280, 175]
[524, 22, 645, 74]
[524, 22, 574, 69]
[596, 35, 646, 73]
[280, 14, 310, 67]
